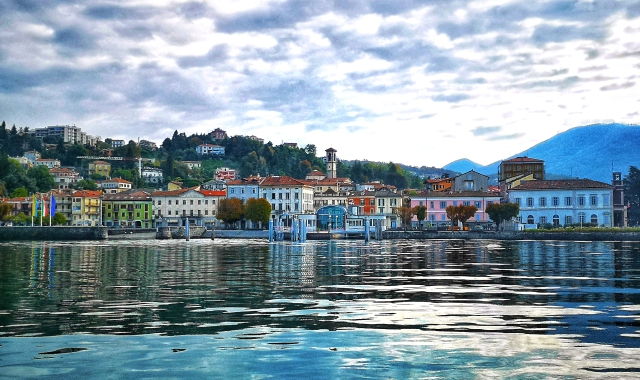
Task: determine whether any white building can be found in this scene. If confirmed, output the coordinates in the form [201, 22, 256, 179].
[260, 175, 315, 216]
[31, 125, 96, 145]
[99, 178, 133, 194]
[142, 167, 164, 184]
[35, 158, 61, 169]
[196, 144, 225, 155]
[508, 179, 614, 228]
[152, 188, 223, 227]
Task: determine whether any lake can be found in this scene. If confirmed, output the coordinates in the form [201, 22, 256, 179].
[2, 239, 640, 379]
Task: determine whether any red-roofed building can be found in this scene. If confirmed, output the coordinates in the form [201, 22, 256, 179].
[260, 175, 314, 216]
[71, 190, 102, 226]
[99, 178, 132, 194]
[50, 167, 81, 189]
[152, 188, 221, 227]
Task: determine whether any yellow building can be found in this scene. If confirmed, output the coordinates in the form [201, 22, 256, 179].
[88, 160, 111, 178]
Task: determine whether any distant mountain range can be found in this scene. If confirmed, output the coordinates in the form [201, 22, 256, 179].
[442, 123, 640, 183]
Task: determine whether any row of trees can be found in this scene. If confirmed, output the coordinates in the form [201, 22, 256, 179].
[215, 197, 272, 228]
[396, 202, 520, 230]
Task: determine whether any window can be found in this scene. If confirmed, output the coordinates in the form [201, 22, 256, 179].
[552, 197, 559, 206]
[540, 216, 547, 224]
[430, 201, 434, 209]
[539, 197, 546, 207]
[527, 197, 533, 207]
[168, 200, 172, 205]
[190, 200, 193, 205]
[158, 200, 162, 205]
[565, 215, 572, 225]
[453, 201, 458, 206]
[565, 197, 572, 206]
[295, 192, 299, 199]
[183, 200, 186, 205]
[198, 200, 201, 205]
[527, 215, 534, 224]
[230, 188, 235, 194]
[168, 210, 171, 215]
[419, 201, 423, 206]
[379, 199, 385, 206]
[205, 200, 208, 205]
[514, 198, 521, 205]
[440, 201, 447, 209]
[553, 215, 560, 226]
[271, 193, 276, 200]
[241, 188, 245, 194]
[205, 210, 208, 215]
[252, 188, 256, 194]
[475, 201, 482, 208]
[578, 195, 585, 206]
[379, 207, 384, 214]
[591, 214, 598, 224]
[603, 194, 610, 206]
[590, 195, 597, 206]
[463, 201, 470, 206]
[278, 193, 282, 199]
[370, 199, 375, 206]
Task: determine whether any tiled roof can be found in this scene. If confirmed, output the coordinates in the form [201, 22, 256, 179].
[510, 179, 612, 190]
[72, 190, 102, 197]
[198, 190, 226, 196]
[308, 170, 325, 176]
[422, 190, 500, 198]
[261, 175, 309, 187]
[104, 190, 152, 201]
[501, 156, 544, 163]
[102, 177, 132, 184]
[152, 188, 193, 197]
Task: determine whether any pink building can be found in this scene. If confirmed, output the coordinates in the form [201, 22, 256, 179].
[410, 190, 501, 227]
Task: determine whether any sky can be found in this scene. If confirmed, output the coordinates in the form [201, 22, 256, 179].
[1, 0, 639, 168]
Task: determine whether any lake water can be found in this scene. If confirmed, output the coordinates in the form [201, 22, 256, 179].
[2, 239, 640, 379]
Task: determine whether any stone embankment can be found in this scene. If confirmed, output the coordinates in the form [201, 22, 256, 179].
[382, 230, 640, 241]
[0, 226, 108, 241]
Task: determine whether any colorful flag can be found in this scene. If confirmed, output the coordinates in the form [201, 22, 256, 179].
[35, 198, 40, 218]
[50, 196, 57, 216]
[42, 196, 47, 217]
[32, 195, 37, 216]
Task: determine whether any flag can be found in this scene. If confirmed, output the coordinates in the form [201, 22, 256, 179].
[35, 197, 40, 218]
[50, 196, 57, 216]
[42, 196, 47, 217]
[32, 195, 37, 217]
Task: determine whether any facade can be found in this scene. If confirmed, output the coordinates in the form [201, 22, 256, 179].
[102, 190, 153, 228]
[313, 188, 349, 210]
[375, 189, 402, 228]
[111, 139, 125, 148]
[200, 179, 227, 191]
[71, 190, 102, 226]
[227, 177, 262, 203]
[31, 125, 96, 145]
[259, 175, 315, 216]
[196, 144, 225, 155]
[210, 128, 228, 140]
[348, 190, 376, 215]
[499, 173, 535, 197]
[612, 172, 628, 227]
[51, 189, 74, 224]
[152, 188, 221, 227]
[88, 160, 111, 177]
[453, 170, 489, 192]
[141, 167, 164, 184]
[499, 157, 545, 181]
[99, 178, 133, 194]
[215, 167, 237, 181]
[50, 167, 81, 189]
[35, 158, 61, 169]
[183, 161, 202, 170]
[508, 179, 614, 228]
[426, 177, 452, 192]
[411, 190, 501, 227]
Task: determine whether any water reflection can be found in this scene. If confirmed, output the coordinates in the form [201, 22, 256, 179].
[2, 239, 640, 350]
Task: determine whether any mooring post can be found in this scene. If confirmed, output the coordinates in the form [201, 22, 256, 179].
[364, 217, 370, 243]
[268, 219, 274, 242]
[185, 218, 190, 241]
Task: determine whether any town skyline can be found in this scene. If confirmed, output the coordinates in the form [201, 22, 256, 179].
[2, 1, 639, 168]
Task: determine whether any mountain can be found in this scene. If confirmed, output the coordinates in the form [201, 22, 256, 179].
[446, 123, 640, 183]
[443, 158, 485, 174]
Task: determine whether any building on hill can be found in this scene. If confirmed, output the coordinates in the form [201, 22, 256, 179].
[138, 139, 157, 151]
[453, 170, 489, 192]
[30, 125, 96, 146]
[50, 167, 81, 189]
[35, 158, 61, 169]
[507, 178, 613, 228]
[246, 135, 264, 143]
[71, 190, 102, 226]
[209, 128, 228, 140]
[99, 178, 133, 194]
[411, 190, 501, 229]
[196, 144, 225, 155]
[283, 142, 297, 148]
[102, 190, 153, 228]
[24, 151, 41, 163]
[88, 160, 111, 178]
[426, 176, 452, 192]
[499, 156, 545, 181]
[111, 139, 125, 148]
[260, 175, 314, 217]
[141, 167, 163, 184]
[200, 179, 227, 191]
[215, 167, 237, 181]
[183, 161, 202, 170]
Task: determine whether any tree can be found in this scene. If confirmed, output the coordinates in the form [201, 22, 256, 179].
[27, 165, 55, 193]
[396, 206, 413, 229]
[304, 144, 317, 156]
[75, 179, 98, 190]
[10, 187, 28, 198]
[413, 205, 427, 229]
[12, 212, 28, 226]
[446, 205, 478, 229]
[0, 203, 12, 221]
[485, 202, 520, 231]
[52, 212, 67, 226]
[244, 198, 272, 228]
[216, 198, 243, 227]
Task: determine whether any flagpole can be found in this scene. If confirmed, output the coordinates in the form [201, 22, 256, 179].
[49, 192, 52, 226]
[40, 194, 43, 226]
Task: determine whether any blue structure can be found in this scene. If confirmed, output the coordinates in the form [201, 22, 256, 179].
[317, 205, 348, 231]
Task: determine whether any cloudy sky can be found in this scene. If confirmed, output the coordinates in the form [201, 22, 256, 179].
[1, 0, 639, 167]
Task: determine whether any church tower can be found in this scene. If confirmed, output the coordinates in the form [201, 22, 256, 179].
[325, 147, 337, 179]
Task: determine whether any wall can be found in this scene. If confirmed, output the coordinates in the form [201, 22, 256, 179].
[0, 226, 108, 241]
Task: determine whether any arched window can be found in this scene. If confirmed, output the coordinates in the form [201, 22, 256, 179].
[591, 214, 598, 225]
[527, 215, 534, 224]
[553, 215, 560, 227]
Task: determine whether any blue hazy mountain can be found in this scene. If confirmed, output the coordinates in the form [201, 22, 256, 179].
[445, 123, 640, 183]
[442, 158, 485, 173]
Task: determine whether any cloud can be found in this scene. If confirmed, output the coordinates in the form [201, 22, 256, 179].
[531, 24, 606, 45]
[178, 45, 229, 68]
[472, 126, 501, 136]
[600, 82, 636, 91]
[432, 94, 470, 103]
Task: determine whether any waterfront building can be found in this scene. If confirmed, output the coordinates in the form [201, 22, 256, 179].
[348, 190, 376, 215]
[259, 175, 315, 217]
[152, 188, 221, 227]
[102, 190, 153, 228]
[375, 189, 402, 228]
[507, 179, 614, 228]
[51, 189, 74, 223]
[227, 176, 263, 203]
[313, 188, 349, 210]
[71, 190, 102, 226]
[410, 190, 501, 228]
[499, 156, 545, 181]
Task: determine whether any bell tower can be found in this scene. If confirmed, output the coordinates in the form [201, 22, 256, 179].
[325, 148, 337, 179]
